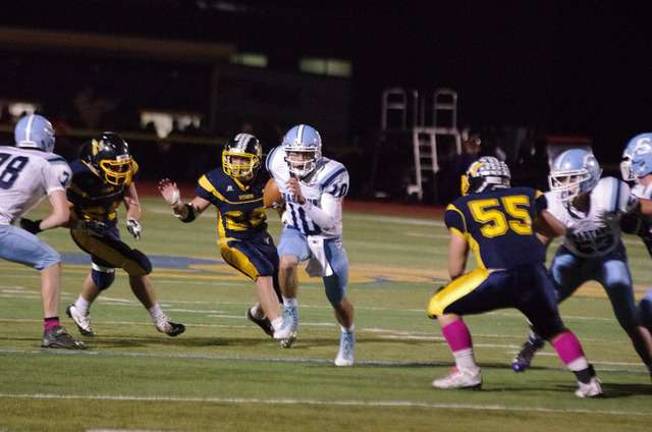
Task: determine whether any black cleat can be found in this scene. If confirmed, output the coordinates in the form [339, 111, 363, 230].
[156, 321, 186, 337]
[511, 336, 545, 372]
[246, 308, 274, 337]
[42, 326, 86, 350]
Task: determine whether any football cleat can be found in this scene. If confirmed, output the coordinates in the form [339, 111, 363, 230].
[273, 318, 296, 347]
[66, 304, 95, 337]
[432, 367, 482, 390]
[156, 320, 186, 337]
[575, 377, 604, 398]
[246, 307, 274, 337]
[334, 330, 355, 367]
[511, 335, 545, 372]
[42, 326, 86, 350]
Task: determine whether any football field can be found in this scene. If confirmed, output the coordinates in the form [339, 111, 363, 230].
[1, 197, 651, 431]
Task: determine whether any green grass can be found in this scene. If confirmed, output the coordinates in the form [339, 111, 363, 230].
[1, 198, 651, 431]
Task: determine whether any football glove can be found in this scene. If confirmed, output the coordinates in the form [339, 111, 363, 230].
[126, 218, 142, 240]
[20, 218, 42, 234]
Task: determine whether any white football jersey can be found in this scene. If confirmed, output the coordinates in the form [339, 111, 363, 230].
[631, 182, 652, 200]
[0, 146, 72, 225]
[546, 177, 631, 257]
[266, 146, 349, 238]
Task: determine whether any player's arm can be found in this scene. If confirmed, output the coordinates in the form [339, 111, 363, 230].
[123, 183, 142, 221]
[20, 162, 71, 234]
[532, 191, 565, 242]
[158, 178, 211, 222]
[286, 172, 346, 230]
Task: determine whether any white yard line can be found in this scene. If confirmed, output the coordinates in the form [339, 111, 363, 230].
[0, 392, 649, 417]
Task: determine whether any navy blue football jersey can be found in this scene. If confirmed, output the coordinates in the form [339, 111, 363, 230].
[196, 168, 268, 239]
[445, 186, 548, 269]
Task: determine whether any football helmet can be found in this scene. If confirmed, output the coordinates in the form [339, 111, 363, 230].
[622, 133, 652, 181]
[549, 148, 601, 203]
[14, 114, 56, 153]
[630, 138, 652, 179]
[282, 124, 322, 178]
[222, 133, 262, 181]
[461, 156, 511, 195]
[81, 132, 135, 186]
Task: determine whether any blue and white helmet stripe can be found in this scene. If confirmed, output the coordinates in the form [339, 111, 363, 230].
[14, 114, 56, 153]
[622, 133, 652, 181]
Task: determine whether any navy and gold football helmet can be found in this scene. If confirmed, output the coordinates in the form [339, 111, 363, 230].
[222, 133, 262, 181]
[461, 156, 511, 195]
[82, 132, 137, 186]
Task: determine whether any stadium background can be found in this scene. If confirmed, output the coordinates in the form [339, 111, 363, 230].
[1, 1, 651, 203]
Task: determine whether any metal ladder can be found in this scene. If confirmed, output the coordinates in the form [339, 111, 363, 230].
[407, 89, 461, 200]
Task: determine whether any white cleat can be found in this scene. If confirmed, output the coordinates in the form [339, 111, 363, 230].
[276, 305, 299, 348]
[334, 330, 355, 367]
[432, 367, 482, 390]
[575, 377, 604, 398]
[65, 304, 95, 337]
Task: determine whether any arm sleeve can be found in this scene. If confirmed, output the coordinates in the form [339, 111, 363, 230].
[44, 162, 72, 195]
[444, 204, 466, 234]
[533, 190, 548, 214]
[195, 174, 218, 204]
[302, 193, 341, 230]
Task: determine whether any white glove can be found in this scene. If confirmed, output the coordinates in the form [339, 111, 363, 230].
[126, 218, 142, 240]
[158, 178, 181, 207]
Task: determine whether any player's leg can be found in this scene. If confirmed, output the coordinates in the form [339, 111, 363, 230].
[0, 225, 84, 349]
[599, 258, 652, 373]
[512, 249, 585, 372]
[70, 226, 184, 336]
[277, 228, 311, 344]
[322, 239, 355, 366]
[66, 262, 114, 336]
[220, 236, 290, 340]
[640, 289, 652, 332]
[516, 264, 602, 397]
[427, 269, 511, 389]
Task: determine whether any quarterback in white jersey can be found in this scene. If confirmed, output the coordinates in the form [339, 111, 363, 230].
[0, 114, 84, 349]
[512, 149, 652, 375]
[266, 124, 355, 366]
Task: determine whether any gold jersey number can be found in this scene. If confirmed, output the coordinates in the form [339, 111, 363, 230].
[468, 195, 532, 238]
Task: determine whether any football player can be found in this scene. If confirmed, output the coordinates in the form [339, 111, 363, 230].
[511, 149, 652, 377]
[266, 124, 355, 366]
[35, 132, 185, 338]
[428, 156, 602, 397]
[1, 114, 84, 349]
[620, 133, 652, 333]
[158, 133, 292, 341]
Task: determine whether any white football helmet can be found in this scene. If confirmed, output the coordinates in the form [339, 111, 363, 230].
[549, 148, 601, 203]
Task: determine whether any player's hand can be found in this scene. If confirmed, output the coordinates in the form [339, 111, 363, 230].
[20, 218, 42, 234]
[286, 177, 305, 204]
[126, 218, 142, 240]
[598, 211, 619, 229]
[158, 178, 181, 207]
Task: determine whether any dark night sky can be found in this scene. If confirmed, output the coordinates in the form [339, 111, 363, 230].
[2, 0, 652, 161]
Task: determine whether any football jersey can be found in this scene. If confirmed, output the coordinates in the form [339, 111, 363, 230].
[445, 186, 547, 269]
[0, 146, 71, 225]
[67, 159, 134, 224]
[546, 176, 631, 258]
[196, 167, 269, 240]
[266, 146, 349, 238]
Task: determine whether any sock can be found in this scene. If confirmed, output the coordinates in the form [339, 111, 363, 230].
[250, 304, 265, 319]
[44, 316, 60, 331]
[74, 296, 91, 316]
[283, 297, 298, 308]
[442, 320, 477, 371]
[148, 303, 167, 324]
[271, 317, 284, 331]
[552, 331, 591, 382]
[340, 324, 355, 333]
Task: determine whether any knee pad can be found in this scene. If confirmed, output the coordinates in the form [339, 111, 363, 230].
[91, 264, 116, 291]
[323, 274, 345, 307]
[124, 249, 152, 276]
